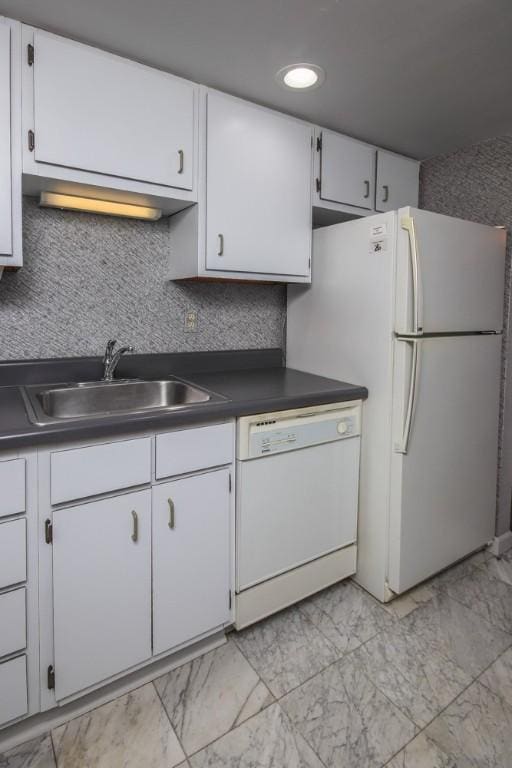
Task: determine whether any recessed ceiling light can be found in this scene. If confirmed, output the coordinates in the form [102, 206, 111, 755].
[276, 63, 325, 91]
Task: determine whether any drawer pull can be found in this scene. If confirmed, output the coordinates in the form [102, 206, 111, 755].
[168, 498, 175, 530]
[131, 510, 138, 543]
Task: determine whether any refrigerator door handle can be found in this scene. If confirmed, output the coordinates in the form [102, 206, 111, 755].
[400, 216, 423, 334]
[396, 338, 421, 455]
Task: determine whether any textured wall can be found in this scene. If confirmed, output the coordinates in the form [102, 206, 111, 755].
[0, 198, 286, 361]
[420, 134, 512, 537]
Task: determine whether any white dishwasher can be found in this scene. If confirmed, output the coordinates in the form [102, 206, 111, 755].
[235, 400, 361, 629]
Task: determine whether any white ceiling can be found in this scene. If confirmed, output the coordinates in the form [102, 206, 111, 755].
[2, 0, 511, 159]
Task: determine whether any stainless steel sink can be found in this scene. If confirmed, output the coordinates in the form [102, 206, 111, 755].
[22, 379, 223, 425]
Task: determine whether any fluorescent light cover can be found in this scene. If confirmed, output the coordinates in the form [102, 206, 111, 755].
[276, 63, 325, 90]
[39, 192, 162, 221]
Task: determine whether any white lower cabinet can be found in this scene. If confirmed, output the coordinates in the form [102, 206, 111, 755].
[152, 469, 231, 656]
[0, 588, 26, 657]
[52, 490, 152, 700]
[0, 656, 27, 725]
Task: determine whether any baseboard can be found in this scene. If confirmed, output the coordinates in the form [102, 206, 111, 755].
[490, 530, 512, 557]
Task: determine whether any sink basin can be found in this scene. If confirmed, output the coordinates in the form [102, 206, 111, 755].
[22, 379, 222, 425]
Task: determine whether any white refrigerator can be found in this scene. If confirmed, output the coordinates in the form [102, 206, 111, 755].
[287, 207, 506, 602]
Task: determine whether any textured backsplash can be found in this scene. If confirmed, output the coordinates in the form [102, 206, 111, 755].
[0, 197, 286, 361]
[420, 134, 512, 536]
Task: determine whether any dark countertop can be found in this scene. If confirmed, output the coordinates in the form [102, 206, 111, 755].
[0, 349, 367, 450]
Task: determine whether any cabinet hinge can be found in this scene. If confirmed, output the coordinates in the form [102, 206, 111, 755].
[316, 135, 322, 152]
[28, 130, 35, 152]
[315, 177, 321, 194]
[47, 665, 55, 690]
[44, 518, 53, 544]
[27, 43, 34, 66]
[228, 473, 232, 493]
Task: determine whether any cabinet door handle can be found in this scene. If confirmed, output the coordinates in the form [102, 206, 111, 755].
[168, 498, 175, 530]
[131, 510, 138, 543]
[363, 180, 370, 199]
[178, 149, 184, 174]
[217, 234, 224, 256]
[382, 184, 389, 203]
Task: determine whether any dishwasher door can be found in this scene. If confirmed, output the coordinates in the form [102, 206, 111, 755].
[236, 436, 360, 591]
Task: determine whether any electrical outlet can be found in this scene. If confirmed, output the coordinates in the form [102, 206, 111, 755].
[184, 309, 198, 333]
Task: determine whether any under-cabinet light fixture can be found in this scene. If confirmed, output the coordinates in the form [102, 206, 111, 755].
[275, 63, 325, 90]
[39, 192, 162, 221]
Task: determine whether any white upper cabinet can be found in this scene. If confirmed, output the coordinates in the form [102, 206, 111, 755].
[24, 29, 196, 200]
[375, 150, 419, 212]
[0, 18, 21, 268]
[0, 23, 12, 259]
[316, 129, 375, 210]
[205, 90, 312, 280]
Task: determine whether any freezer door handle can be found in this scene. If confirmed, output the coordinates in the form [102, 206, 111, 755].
[396, 338, 421, 455]
[400, 216, 423, 335]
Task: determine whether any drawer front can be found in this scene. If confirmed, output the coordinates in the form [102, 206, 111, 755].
[51, 437, 152, 505]
[0, 459, 26, 519]
[0, 656, 27, 726]
[155, 423, 233, 479]
[0, 519, 26, 589]
[0, 588, 26, 658]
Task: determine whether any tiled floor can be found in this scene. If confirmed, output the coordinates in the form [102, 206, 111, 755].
[3, 548, 512, 767]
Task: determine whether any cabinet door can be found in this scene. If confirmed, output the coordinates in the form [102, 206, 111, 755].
[206, 91, 312, 278]
[32, 31, 195, 190]
[375, 150, 419, 212]
[319, 130, 375, 210]
[52, 490, 151, 700]
[152, 470, 231, 656]
[0, 23, 12, 257]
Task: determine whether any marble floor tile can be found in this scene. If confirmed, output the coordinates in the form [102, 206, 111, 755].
[354, 622, 471, 727]
[382, 582, 436, 620]
[478, 550, 512, 587]
[52, 683, 185, 768]
[154, 639, 273, 755]
[387, 732, 456, 768]
[281, 654, 417, 768]
[0, 735, 55, 768]
[430, 549, 491, 590]
[444, 564, 512, 633]
[398, 590, 512, 678]
[233, 605, 338, 698]
[189, 703, 324, 768]
[480, 646, 512, 707]
[425, 680, 512, 767]
[299, 580, 395, 654]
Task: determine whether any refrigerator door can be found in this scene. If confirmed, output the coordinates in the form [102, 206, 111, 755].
[395, 207, 505, 335]
[388, 333, 501, 594]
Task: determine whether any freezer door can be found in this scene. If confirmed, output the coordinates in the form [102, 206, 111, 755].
[395, 207, 505, 334]
[388, 334, 501, 594]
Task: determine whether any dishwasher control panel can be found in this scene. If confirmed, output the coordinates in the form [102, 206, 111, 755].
[237, 403, 361, 460]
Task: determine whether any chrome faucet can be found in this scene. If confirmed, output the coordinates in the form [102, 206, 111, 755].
[102, 339, 134, 381]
